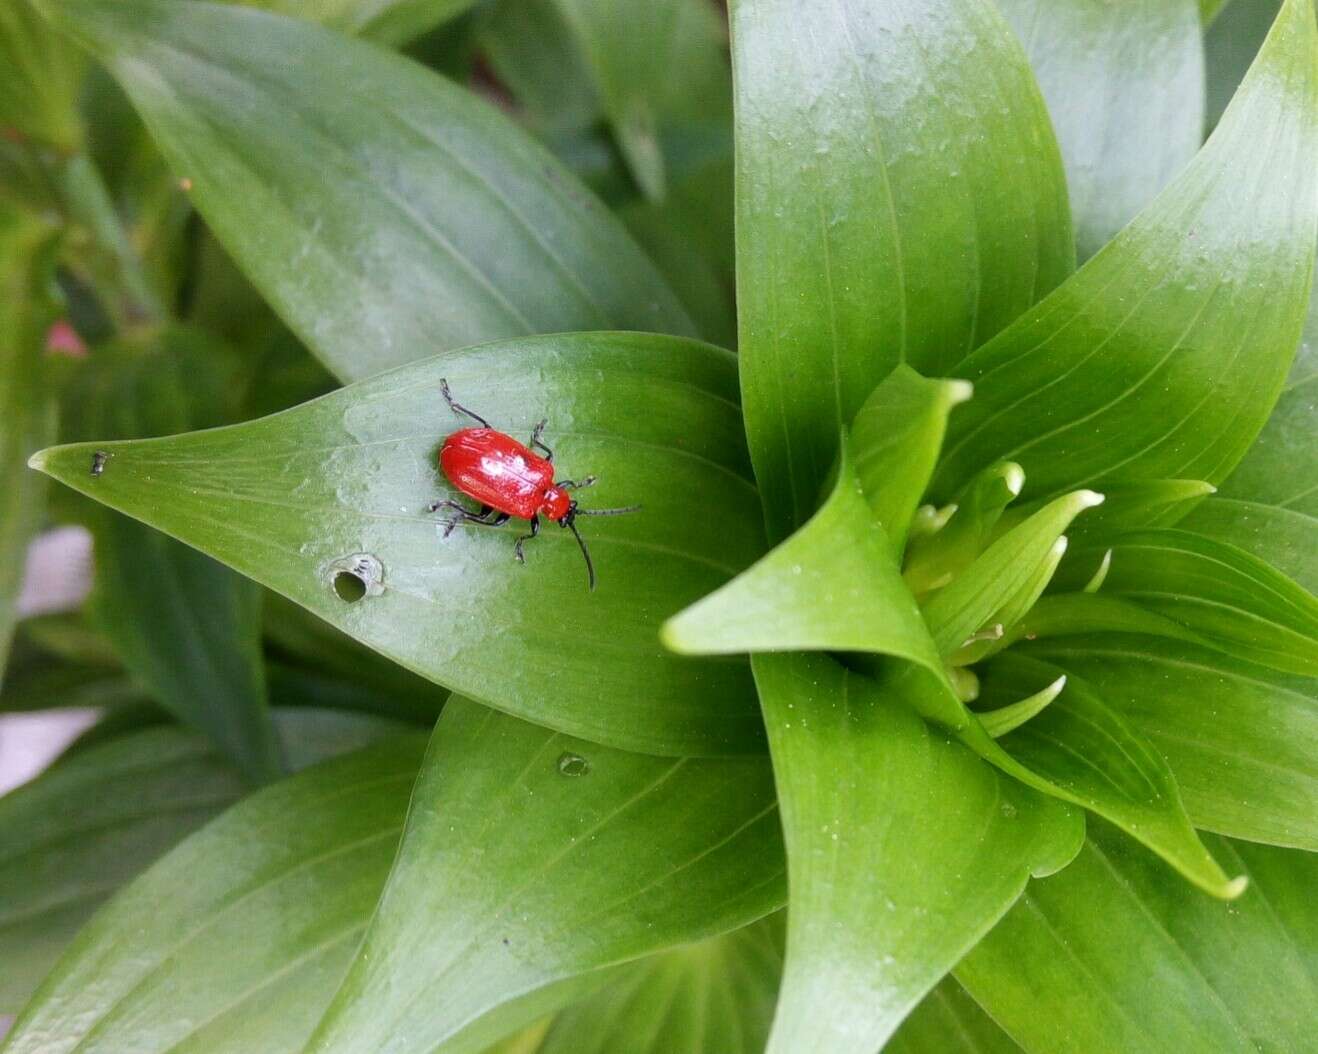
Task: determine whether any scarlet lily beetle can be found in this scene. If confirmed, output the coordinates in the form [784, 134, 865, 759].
[431, 379, 639, 591]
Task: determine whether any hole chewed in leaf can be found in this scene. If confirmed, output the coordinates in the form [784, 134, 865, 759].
[326, 553, 384, 602]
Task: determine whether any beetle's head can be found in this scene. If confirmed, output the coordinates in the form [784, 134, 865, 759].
[540, 486, 573, 522]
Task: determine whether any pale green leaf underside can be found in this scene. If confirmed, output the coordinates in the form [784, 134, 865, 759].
[306, 699, 784, 1054]
[997, 0, 1204, 261]
[0, 709, 407, 1014]
[2, 735, 428, 1054]
[31, 333, 765, 757]
[46, 0, 694, 382]
[960, 823, 1318, 1052]
[935, 0, 1318, 507]
[752, 653, 1082, 1054]
[733, 0, 1073, 539]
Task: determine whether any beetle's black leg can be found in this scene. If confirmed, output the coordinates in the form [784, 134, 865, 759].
[428, 499, 506, 537]
[514, 514, 540, 563]
[528, 419, 553, 461]
[440, 378, 491, 428]
[557, 475, 597, 491]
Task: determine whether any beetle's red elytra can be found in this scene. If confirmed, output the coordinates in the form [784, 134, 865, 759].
[431, 379, 639, 591]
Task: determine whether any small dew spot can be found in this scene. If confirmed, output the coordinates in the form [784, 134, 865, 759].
[557, 752, 590, 777]
[326, 552, 384, 602]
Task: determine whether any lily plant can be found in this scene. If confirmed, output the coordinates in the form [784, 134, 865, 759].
[0, 0, 1315, 1050]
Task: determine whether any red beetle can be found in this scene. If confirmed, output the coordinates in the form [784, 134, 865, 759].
[430, 379, 639, 591]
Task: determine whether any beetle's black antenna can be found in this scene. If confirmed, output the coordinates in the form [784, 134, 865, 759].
[575, 504, 642, 516]
[564, 516, 597, 592]
[440, 378, 491, 429]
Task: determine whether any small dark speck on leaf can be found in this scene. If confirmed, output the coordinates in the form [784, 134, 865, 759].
[90, 451, 109, 478]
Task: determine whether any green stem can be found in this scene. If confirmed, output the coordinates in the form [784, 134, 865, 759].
[53, 151, 164, 323]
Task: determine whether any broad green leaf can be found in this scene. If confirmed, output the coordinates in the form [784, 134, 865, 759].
[45, 0, 695, 382]
[0, 0, 82, 150]
[305, 698, 785, 1053]
[1182, 372, 1317, 588]
[0, 209, 57, 682]
[1024, 633, 1318, 849]
[1202, 0, 1235, 21]
[934, 0, 1318, 508]
[732, 0, 1073, 540]
[751, 653, 1082, 1053]
[263, 592, 448, 725]
[548, 0, 731, 201]
[998, 0, 1204, 261]
[959, 823, 1318, 1052]
[477, 0, 602, 139]
[979, 652, 1243, 897]
[1181, 497, 1318, 592]
[64, 330, 280, 782]
[0, 711, 411, 1027]
[922, 489, 1104, 656]
[851, 366, 972, 551]
[32, 333, 765, 756]
[1058, 478, 1216, 543]
[532, 916, 783, 1054]
[1077, 528, 1318, 675]
[885, 978, 1022, 1054]
[663, 440, 946, 700]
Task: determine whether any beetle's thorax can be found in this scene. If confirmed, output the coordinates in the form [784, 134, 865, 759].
[540, 487, 572, 521]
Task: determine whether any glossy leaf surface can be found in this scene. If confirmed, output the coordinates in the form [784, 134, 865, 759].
[960, 823, 1318, 1052]
[934, 0, 1318, 507]
[306, 698, 784, 1053]
[46, 0, 694, 382]
[980, 652, 1242, 896]
[32, 334, 766, 756]
[1083, 528, 1318, 675]
[752, 653, 1081, 1053]
[3, 734, 428, 1054]
[0, 709, 405, 1012]
[1025, 633, 1318, 849]
[998, 0, 1204, 260]
[549, 0, 731, 200]
[732, 0, 1073, 539]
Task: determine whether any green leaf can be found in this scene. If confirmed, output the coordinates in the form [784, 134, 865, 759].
[64, 330, 281, 782]
[548, 0, 731, 201]
[851, 366, 973, 551]
[0, 208, 57, 682]
[477, 0, 602, 139]
[959, 823, 1318, 1052]
[997, 0, 1204, 261]
[732, 0, 1073, 540]
[1182, 372, 1318, 589]
[750, 653, 1082, 1053]
[0, 0, 83, 150]
[1077, 528, 1318, 676]
[32, 333, 765, 756]
[663, 438, 945, 691]
[532, 916, 783, 1054]
[885, 978, 1022, 1054]
[1023, 633, 1318, 849]
[979, 651, 1243, 897]
[1202, 0, 1235, 22]
[621, 159, 737, 349]
[225, 0, 474, 42]
[0, 714, 413, 1023]
[45, 0, 695, 382]
[934, 0, 1318, 508]
[304, 698, 785, 1053]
